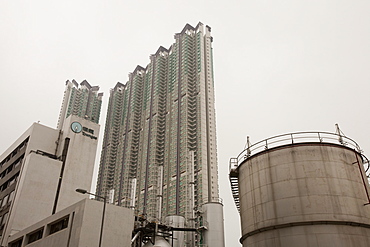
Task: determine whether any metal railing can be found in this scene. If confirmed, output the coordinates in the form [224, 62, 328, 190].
[210, 197, 223, 204]
[230, 131, 365, 171]
[198, 197, 223, 206]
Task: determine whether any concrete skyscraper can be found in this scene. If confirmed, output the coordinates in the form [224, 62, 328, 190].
[96, 22, 224, 246]
[57, 80, 103, 129]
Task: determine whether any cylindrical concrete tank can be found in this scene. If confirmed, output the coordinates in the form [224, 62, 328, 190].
[142, 236, 171, 247]
[165, 215, 185, 247]
[201, 202, 225, 247]
[232, 134, 370, 247]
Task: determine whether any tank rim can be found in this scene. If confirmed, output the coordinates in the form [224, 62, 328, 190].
[230, 131, 366, 171]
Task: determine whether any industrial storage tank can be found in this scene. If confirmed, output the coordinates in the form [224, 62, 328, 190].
[229, 131, 370, 247]
[201, 201, 225, 247]
[142, 236, 171, 247]
[165, 215, 185, 247]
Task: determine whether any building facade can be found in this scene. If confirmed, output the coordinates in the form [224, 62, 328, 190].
[7, 198, 134, 247]
[0, 82, 103, 246]
[96, 22, 224, 246]
[0, 116, 100, 246]
[57, 80, 103, 129]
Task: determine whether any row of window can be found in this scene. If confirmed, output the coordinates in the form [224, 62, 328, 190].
[0, 139, 28, 168]
[0, 211, 9, 229]
[9, 215, 69, 247]
[0, 155, 23, 179]
[0, 173, 19, 192]
[0, 190, 15, 209]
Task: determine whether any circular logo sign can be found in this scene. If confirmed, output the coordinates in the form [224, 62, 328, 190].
[71, 122, 83, 133]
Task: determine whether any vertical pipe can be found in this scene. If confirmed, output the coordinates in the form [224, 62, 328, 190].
[176, 33, 182, 215]
[52, 137, 70, 214]
[203, 30, 212, 202]
[187, 151, 195, 246]
[157, 165, 164, 221]
[144, 57, 156, 215]
[118, 74, 134, 206]
[98, 193, 107, 247]
[130, 179, 137, 208]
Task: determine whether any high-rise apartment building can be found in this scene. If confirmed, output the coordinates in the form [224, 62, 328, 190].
[96, 22, 224, 246]
[57, 80, 103, 129]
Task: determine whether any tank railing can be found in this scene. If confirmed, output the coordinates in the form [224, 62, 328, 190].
[229, 158, 238, 173]
[231, 131, 363, 168]
[213, 197, 223, 204]
[362, 154, 370, 178]
[199, 197, 224, 205]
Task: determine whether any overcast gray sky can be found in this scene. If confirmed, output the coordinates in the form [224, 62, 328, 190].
[1, 1, 370, 246]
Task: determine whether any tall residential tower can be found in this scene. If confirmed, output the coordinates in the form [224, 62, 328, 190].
[57, 80, 103, 129]
[96, 22, 224, 247]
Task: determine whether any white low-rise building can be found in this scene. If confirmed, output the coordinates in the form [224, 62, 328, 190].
[0, 115, 100, 246]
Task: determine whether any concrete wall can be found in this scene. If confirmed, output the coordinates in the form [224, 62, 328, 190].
[238, 143, 370, 247]
[77, 199, 133, 247]
[26, 123, 61, 156]
[5, 153, 61, 237]
[0, 123, 62, 246]
[56, 116, 100, 212]
[0, 122, 60, 162]
[8, 199, 134, 247]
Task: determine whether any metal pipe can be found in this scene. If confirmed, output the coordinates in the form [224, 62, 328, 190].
[131, 231, 141, 243]
[99, 194, 106, 247]
[53, 137, 70, 214]
[157, 166, 164, 221]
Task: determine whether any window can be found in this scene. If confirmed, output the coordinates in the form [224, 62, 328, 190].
[49, 216, 69, 235]
[8, 191, 15, 204]
[1, 195, 8, 207]
[8, 176, 16, 186]
[27, 228, 43, 244]
[2, 212, 9, 226]
[9, 237, 23, 247]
